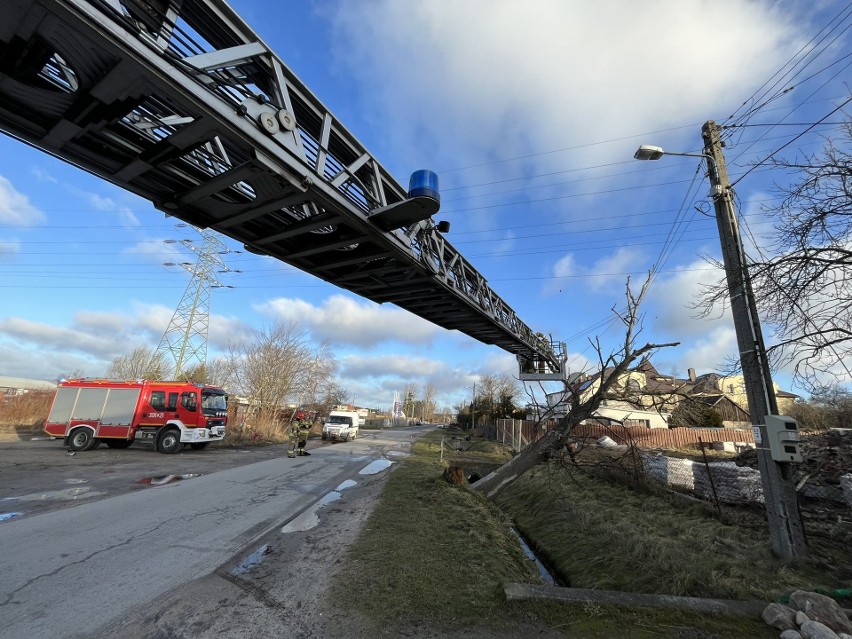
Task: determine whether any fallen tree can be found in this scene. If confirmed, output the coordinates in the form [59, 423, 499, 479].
[471, 277, 678, 500]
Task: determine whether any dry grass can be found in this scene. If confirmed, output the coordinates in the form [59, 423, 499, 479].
[429, 431, 515, 464]
[328, 432, 781, 637]
[0, 391, 53, 432]
[329, 432, 537, 627]
[496, 461, 831, 601]
[223, 421, 322, 446]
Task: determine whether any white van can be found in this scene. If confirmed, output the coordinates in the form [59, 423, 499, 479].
[322, 410, 360, 442]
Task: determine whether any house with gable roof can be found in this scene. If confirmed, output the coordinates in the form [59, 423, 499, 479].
[543, 358, 791, 429]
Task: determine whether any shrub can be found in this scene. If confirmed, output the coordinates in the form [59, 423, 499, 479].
[0, 390, 54, 429]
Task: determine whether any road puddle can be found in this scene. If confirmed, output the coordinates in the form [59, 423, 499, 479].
[0, 512, 21, 522]
[3, 487, 106, 502]
[359, 458, 394, 475]
[231, 544, 270, 576]
[386, 450, 411, 458]
[137, 474, 202, 486]
[281, 481, 358, 534]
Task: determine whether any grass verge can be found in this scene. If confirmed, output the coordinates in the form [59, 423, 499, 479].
[328, 432, 791, 637]
[328, 432, 538, 630]
[496, 462, 835, 602]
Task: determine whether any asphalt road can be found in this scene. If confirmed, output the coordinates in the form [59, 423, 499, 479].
[0, 427, 426, 639]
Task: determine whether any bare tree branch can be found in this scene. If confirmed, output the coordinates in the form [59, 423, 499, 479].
[695, 120, 852, 391]
[471, 276, 678, 499]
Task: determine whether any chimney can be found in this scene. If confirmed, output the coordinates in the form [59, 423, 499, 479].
[688, 368, 696, 382]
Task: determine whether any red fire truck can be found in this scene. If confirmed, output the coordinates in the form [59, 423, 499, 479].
[44, 378, 228, 453]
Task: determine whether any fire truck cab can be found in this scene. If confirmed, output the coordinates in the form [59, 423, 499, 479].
[44, 379, 228, 454]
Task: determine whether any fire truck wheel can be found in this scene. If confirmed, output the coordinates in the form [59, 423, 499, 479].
[105, 440, 133, 449]
[190, 442, 209, 450]
[68, 428, 98, 452]
[157, 428, 183, 454]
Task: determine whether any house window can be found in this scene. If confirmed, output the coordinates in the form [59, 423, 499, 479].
[728, 384, 735, 394]
[627, 379, 640, 391]
[624, 419, 651, 428]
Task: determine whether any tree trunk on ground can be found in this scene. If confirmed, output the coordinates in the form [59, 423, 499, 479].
[471, 430, 561, 499]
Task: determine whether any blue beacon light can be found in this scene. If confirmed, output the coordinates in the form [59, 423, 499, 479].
[408, 169, 440, 205]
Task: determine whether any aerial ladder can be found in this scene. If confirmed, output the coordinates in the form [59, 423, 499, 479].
[0, 0, 567, 381]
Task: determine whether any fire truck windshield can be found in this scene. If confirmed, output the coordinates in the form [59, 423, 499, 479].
[201, 391, 227, 412]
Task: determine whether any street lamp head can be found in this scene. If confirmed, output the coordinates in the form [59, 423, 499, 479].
[634, 145, 665, 161]
[633, 145, 719, 184]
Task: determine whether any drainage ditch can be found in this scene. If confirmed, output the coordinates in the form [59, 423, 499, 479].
[510, 527, 563, 586]
[456, 462, 563, 587]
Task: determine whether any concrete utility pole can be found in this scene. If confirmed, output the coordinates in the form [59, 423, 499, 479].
[702, 121, 808, 558]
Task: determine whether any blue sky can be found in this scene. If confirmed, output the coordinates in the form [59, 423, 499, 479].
[1, 0, 850, 410]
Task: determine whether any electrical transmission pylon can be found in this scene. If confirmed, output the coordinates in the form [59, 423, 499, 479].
[155, 228, 237, 379]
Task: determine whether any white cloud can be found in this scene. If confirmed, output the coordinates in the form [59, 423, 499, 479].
[208, 313, 256, 350]
[479, 350, 518, 377]
[562, 350, 595, 376]
[341, 354, 446, 378]
[87, 193, 139, 226]
[68, 186, 141, 226]
[124, 239, 185, 264]
[0, 317, 124, 359]
[648, 259, 729, 337]
[121, 301, 253, 350]
[588, 247, 649, 292]
[0, 342, 96, 381]
[0, 175, 46, 226]
[543, 253, 577, 295]
[337, 352, 478, 409]
[0, 239, 21, 260]
[545, 246, 648, 295]
[0, 303, 248, 379]
[256, 294, 440, 347]
[327, 1, 799, 172]
[739, 190, 776, 254]
[72, 310, 134, 336]
[678, 326, 738, 374]
[30, 166, 58, 183]
[126, 302, 174, 339]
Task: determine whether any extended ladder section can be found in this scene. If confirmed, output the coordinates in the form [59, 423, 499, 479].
[0, 0, 567, 379]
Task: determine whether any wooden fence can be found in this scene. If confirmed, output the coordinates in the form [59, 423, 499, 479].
[493, 419, 754, 451]
[573, 422, 755, 448]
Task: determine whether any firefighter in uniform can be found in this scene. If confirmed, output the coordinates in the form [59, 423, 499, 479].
[287, 412, 311, 458]
[297, 416, 311, 456]
[287, 413, 301, 458]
